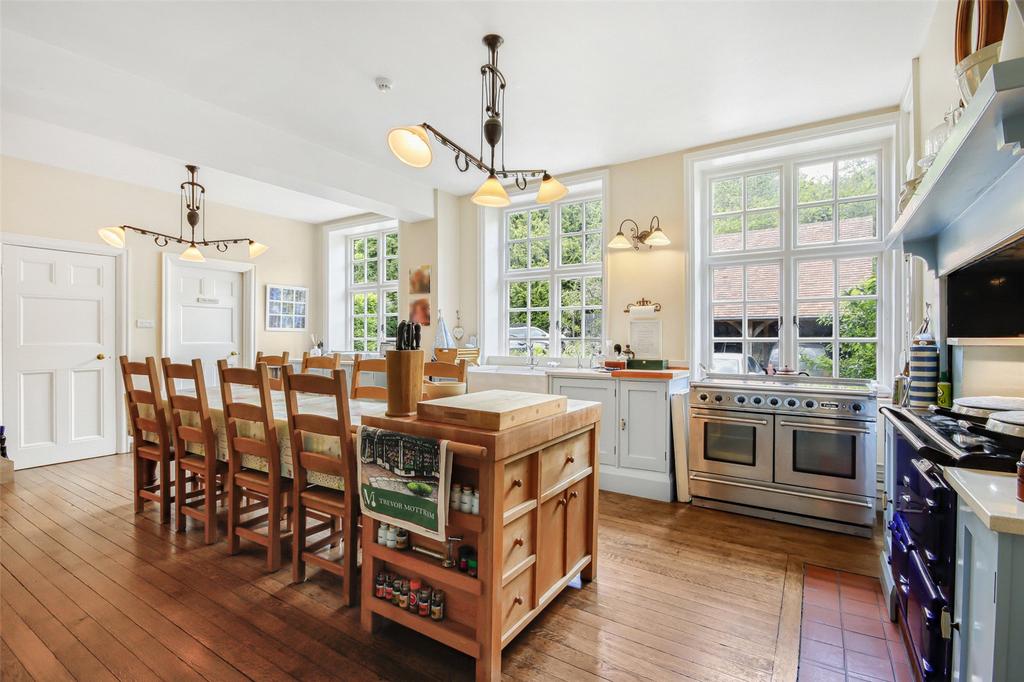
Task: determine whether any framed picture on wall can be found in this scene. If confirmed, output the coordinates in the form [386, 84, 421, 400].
[266, 284, 308, 331]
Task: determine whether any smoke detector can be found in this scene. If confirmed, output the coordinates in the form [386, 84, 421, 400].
[374, 77, 393, 93]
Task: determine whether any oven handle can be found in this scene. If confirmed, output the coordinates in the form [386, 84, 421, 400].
[689, 473, 874, 509]
[692, 414, 769, 427]
[777, 420, 871, 435]
[880, 407, 929, 452]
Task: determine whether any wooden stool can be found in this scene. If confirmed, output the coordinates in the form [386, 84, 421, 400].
[162, 357, 228, 544]
[283, 366, 359, 605]
[218, 360, 292, 571]
[120, 356, 174, 524]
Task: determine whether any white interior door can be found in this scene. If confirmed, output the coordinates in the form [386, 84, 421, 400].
[2, 245, 117, 468]
[165, 260, 245, 384]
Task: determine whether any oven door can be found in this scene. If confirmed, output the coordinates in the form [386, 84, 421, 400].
[689, 408, 774, 482]
[774, 415, 875, 497]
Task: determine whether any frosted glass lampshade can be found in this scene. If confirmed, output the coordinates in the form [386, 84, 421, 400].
[248, 241, 269, 258]
[180, 243, 206, 262]
[97, 226, 126, 248]
[644, 227, 671, 246]
[608, 231, 632, 249]
[387, 125, 433, 168]
[471, 174, 511, 207]
[535, 173, 568, 204]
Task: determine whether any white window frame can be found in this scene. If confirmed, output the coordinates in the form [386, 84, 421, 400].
[700, 141, 890, 379]
[348, 227, 399, 353]
[499, 192, 606, 358]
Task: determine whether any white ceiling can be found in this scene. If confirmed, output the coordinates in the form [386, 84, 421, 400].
[1, 1, 937, 213]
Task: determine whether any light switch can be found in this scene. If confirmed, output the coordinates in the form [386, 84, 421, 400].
[136, 319, 155, 329]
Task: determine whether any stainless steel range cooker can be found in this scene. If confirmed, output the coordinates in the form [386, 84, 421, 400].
[688, 376, 878, 536]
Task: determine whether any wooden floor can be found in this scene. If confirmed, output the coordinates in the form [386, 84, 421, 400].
[1, 454, 881, 682]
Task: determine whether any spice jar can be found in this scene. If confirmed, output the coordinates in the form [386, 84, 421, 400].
[450, 484, 462, 509]
[458, 546, 471, 572]
[391, 579, 402, 606]
[396, 528, 409, 550]
[384, 577, 395, 601]
[408, 578, 422, 612]
[398, 580, 409, 609]
[377, 523, 388, 545]
[471, 489, 480, 515]
[430, 590, 445, 621]
[386, 525, 398, 549]
[460, 487, 472, 513]
[418, 588, 432, 617]
[468, 556, 478, 578]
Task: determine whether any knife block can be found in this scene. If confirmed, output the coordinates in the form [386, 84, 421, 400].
[385, 349, 425, 417]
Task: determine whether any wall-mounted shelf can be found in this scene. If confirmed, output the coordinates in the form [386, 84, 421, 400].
[947, 337, 1024, 347]
[889, 57, 1024, 274]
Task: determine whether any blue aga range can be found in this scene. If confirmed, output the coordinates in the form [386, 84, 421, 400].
[880, 402, 1023, 681]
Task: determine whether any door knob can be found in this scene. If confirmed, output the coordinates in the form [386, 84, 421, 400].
[96, 353, 106, 360]
[229, 351, 239, 356]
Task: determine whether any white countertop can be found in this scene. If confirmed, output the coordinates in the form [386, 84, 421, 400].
[943, 468, 1024, 536]
[469, 365, 689, 381]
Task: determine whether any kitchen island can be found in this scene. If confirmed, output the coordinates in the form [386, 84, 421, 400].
[359, 395, 602, 682]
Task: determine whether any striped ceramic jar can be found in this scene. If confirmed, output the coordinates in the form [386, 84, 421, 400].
[908, 345, 939, 408]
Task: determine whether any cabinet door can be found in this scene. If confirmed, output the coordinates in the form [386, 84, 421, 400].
[953, 503, 998, 682]
[618, 380, 669, 472]
[565, 478, 590, 571]
[536, 493, 567, 599]
[550, 377, 617, 467]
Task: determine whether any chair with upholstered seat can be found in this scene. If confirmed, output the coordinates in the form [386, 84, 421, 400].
[301, 351, 342, 373]
[218, 359, 292, 571]
[350, 353, 388, 401]
[120, 356, 174, 524]
[283, 366, 359, 603]
[256, 351, 290, 390]
[162, 357, 228, 544]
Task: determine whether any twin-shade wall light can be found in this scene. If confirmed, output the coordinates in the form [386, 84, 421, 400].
[608, 216, 671, 250]
[387, 35, 567, 208]
[97, 164, 268, 262]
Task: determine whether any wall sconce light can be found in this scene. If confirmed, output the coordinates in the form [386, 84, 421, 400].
[608, 216, 671, 250]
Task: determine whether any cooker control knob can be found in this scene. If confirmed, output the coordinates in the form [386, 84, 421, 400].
[698, 393, 709, 402]
[735, 395, 747, 405]
[714, 395, 724, 403]
[751, 396, 763, 405]
[851, 402, 863, 413]
[804, 399, 817, 409]
[768, 397, 780, 407]
[785, 398, 799, 408]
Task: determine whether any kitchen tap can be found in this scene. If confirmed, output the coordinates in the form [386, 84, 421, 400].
[527, 344, 538, 369]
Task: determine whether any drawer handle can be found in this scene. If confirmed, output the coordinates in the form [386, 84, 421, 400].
[511, 479, 523, 488]
[569, 491, 579, 500]
[513, 596, 523, 606]
[556, 497, 567, 507]
[566, 456, 575, 464]
[513, 537, 524, 547]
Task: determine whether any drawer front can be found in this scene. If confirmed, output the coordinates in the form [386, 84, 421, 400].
[541, 432, 591, 493]
[502, 454, 533, 512]
[501, 511, 535, 578]
[501, 565, 535, 639]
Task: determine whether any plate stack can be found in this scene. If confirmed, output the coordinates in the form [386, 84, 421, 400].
[908, 345, 938, 408]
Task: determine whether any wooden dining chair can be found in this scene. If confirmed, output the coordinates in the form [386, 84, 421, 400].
[218, 359, 292, 571]
[423, 359, 468, 382]
[120, 356, 174, 524]
[283, 366, 359, 603]
[256, 350, 290, 390]
[162, 357, 228, 544]
[350, 353, 388, 401]
[301, 351, 342, 373]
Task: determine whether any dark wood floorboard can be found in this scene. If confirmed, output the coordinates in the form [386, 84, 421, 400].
[1, 454, 881, 681]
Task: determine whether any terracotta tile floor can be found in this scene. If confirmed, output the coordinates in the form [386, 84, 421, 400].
[798, 565, 914, 682]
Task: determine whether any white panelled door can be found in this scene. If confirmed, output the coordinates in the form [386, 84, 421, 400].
[2, 245, 117, 468]
[165, 260, 244, 384]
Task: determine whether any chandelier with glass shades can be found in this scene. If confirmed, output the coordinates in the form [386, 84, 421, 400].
[97, 164, 268, 263]
[387, 34, 567, 208]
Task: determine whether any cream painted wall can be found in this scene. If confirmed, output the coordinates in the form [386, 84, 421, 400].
[398, 216, 438, 350]
[1, 156, 321, 360]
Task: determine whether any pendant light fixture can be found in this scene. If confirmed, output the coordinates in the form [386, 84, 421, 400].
[608, 216, 672, 251]
[97, 164, 268, 262]
[387, 34, 566, 207]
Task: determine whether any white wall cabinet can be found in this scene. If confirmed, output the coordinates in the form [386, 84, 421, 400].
[549, 374, 686, 501]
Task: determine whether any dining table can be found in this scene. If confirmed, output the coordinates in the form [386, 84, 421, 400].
[143, 384, 386, 491]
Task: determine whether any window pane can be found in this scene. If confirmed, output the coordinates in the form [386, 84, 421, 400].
[366, 339, 379, 352]
[749, 342, 777, 373]
[584, 277, 602, 306]
[366, 315, 378, 337]
[352, 238, 365, 261]
[529, 209, 550, 237]
[366, 258, 379, 283]
[585, 201, 602, 229]
[560, 278, 581, 306]
[713, 303, 743, 338]
[798, 162, 833, 203]
[351, 316, 364, 340]
[798, 259, 835, 298]
[366, 236, 378, 259]
[365, 293, 378, 314]
[837, 156, 877, 198]
[353, 293, 365, 314]
[385, 258, 399, 281]
[840, 299, 877, 337]
[839, 256, 877, 295]
[530, 239, 549, 268]
[508, 242, 528, 270]
[584, 233, 603, 264]
[385, 290, 398, 314]
[385, 232, 398, 256]
[799, 342, 834, 377]
[352, 262, 366, 284]
[747, 302, 780, 337]
[561, 340, 584, 357]
[712, 342, 743, 373]
[798, 205, 834, 245]
[560, 203, 582, 233]
[839, 342, 876, 379]
[509, 310, 527, 326]
[711, 177, 742, 214]
[560, 309, 582, 337]
[711, 215, 742, 252]
[745, 211, 780, 249]
[746, 263, 780, 301]
[385, 316, 398, 338]
[508, 211, 528, 239]
[798, 301, 834, 337]
[508, 281, 528, 308]
[838, 200, 877, 241]
[585, 309, 602, 338]
[712, 265, 743, 301]
[745, 171, 780, 210]
[353, 339, 365, 352]
[530, 280, 549, 308]
[561, 236, 583, 265]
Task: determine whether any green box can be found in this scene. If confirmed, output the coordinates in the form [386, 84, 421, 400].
[626, 359, 668, 370]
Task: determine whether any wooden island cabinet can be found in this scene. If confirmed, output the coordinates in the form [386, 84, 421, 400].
[359, 395, 601, 682]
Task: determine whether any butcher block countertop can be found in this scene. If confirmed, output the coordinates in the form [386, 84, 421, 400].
[943, 468, 1024, 535]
